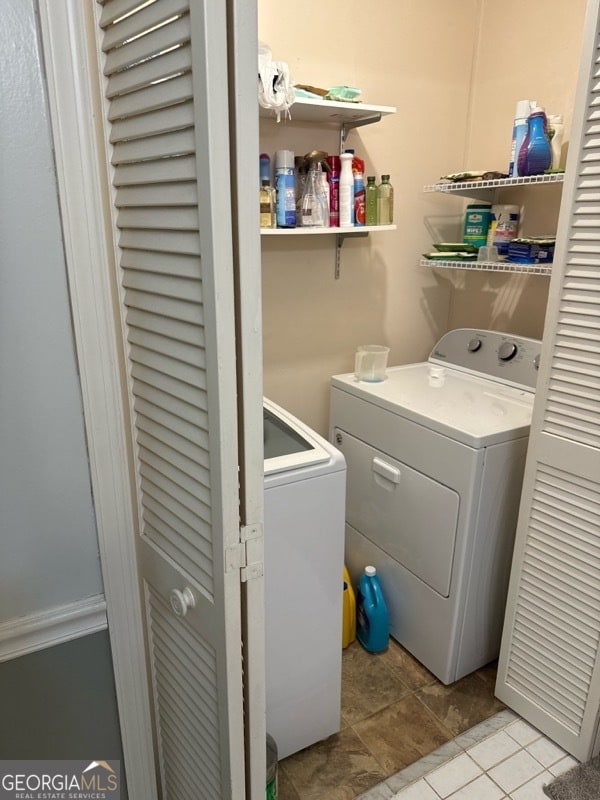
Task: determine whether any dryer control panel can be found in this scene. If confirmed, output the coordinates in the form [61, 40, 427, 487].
[429, 328, 542, 390]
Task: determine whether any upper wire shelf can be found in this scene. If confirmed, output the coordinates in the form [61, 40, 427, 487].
[424, 173, 564, 195]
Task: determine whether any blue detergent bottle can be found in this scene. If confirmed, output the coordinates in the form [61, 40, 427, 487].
[356, 566, 389, 653]
[517, 108, 552, 176]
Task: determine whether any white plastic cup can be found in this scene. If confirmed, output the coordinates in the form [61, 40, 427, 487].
[354, 345, 390, 382]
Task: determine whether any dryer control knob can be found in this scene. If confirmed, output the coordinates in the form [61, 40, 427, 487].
[498, 341, 518, 361]
[467, 338, 482, 352]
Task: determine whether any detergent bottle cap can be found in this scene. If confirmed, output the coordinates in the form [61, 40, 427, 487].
[365, 565, 377, 577]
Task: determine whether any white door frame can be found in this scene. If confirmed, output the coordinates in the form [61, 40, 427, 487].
[38, 3, 158, 796]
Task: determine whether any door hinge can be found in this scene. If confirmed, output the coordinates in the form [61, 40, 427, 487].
[226, 523, 264, 582]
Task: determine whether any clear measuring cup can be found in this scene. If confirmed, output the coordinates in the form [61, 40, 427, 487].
[354, 345, 390, 382]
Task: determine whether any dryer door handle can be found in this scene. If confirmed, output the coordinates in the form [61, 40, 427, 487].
[372, 457, 401, 486]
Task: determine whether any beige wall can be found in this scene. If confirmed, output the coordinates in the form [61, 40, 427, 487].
[258, 0, 587, 436]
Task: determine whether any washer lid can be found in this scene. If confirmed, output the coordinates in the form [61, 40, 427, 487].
[331, 363, 535, 447]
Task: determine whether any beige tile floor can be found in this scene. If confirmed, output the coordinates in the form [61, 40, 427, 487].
[278, 639, 506, 800]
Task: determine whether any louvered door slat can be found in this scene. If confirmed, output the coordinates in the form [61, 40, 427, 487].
[109, 73, 194, 122]
[118, 206, 198, 230]
[97, 0, 254, 794]
[106, 43, 192, 99]
[101, 0, 188, 51]
[116, 181, 198, 208]
[128, 307, 205, 344]
[113, 128, 195, 166]
[110, 102, 195, 144]
[114, 155, 196, 186]
[103, 14, 190, 76]
[120, 229, 200, 255]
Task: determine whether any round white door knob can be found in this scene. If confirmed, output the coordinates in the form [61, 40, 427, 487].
[169, 587, 196, 617]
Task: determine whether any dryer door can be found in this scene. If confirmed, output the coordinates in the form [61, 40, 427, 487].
[335, 429, 459, 597]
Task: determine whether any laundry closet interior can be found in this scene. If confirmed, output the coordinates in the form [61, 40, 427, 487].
[256, 0, 588, 798]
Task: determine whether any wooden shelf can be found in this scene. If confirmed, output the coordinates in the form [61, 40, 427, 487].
[259, 97, 396, 126]
[261, 224, 396, 236]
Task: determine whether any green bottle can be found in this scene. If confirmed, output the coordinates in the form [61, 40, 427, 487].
[377, 174, 394, 225]
[365, 176, 378, 225]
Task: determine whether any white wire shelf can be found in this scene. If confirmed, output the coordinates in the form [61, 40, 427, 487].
[420, 257, 552, 275]
[423, 173, 564, 196]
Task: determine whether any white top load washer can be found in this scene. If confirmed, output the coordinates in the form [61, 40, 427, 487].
[263, 398, 346, 758]
[329, 329, 541, 684]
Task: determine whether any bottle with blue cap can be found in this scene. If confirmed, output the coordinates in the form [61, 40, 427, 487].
[356, 565, 389, 653]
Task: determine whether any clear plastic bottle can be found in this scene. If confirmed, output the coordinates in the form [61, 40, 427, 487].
[300, 152, 328, 227]
[365, 176, 378, 226]
[377, 174, 394, 225]
[339, 152, 354, 227]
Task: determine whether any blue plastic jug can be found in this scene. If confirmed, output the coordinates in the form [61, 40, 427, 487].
[356, 566, 389, 653]
[517, 108, 552, 176]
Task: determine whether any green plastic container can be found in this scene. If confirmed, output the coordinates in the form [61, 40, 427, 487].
[462, 203, 492, 248]
[266, 733, 278, 800]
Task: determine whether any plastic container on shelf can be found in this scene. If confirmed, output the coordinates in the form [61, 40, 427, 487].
[365, 176, 378, 225]
[463, 202, 492, 248]
[353, 169, 365, 226]
[517, 107, 552, 176]
[259, 153, 276, 229]
[275, 149, 296, 228]
[356, 566, 389, 653]
[377, 175, 394, 225]
[491, 204, 520, 255]
[326, 155, 340, 227]
[300, 150, 328, 227]
[508, 99, 536, 177]
[548, 114, 564, 170]
[339, 152, 354, 227]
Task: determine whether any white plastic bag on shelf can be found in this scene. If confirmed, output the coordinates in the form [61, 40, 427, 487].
[258, 42, 295, 122]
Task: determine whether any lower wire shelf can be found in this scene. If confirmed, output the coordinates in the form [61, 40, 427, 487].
[420, 257, 552, 276]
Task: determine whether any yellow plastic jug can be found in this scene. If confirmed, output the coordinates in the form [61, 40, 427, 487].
[342, 565, 356, 648]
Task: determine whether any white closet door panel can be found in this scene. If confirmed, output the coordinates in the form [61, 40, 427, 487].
[497, 0, 600, 760]
[95, 0, 255, 795]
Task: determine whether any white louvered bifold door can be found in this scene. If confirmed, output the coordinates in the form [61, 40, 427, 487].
[496, 0, 600, 761]
[94, 1, 263, 797]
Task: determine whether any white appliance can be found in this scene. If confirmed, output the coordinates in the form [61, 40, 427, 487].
[329, 329, 541, 684]
[263, 398, 346, 758]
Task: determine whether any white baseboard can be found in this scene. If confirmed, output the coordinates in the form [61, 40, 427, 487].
[0, 594, 107, 663]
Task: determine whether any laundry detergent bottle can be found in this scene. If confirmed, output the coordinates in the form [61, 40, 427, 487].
[517, 107, 552, 177]
[356, 566, 389, 653]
